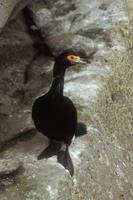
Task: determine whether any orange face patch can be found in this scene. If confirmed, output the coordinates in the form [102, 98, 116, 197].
[66, 55, 80, 61]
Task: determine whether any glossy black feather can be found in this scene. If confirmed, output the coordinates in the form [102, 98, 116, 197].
[32, 50, 86, 176]
[32, 92, 77, 144]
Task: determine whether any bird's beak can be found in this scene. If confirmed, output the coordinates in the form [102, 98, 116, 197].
[74, 57, 87, 64]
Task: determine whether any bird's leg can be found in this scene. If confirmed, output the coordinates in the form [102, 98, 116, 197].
[37, 140, 62, 160]
[57, 143, 74, 176]
[75, 122, 87, 137]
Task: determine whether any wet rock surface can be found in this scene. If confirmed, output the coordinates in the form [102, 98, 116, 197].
[0, 0, 133, 199]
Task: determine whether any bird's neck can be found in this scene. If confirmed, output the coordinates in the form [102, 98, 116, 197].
[49, 75, 64, 96]
[53, 62, 66, 78]
[49, 62, 66, 96]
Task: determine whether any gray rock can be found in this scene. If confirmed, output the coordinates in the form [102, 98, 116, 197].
[45, 33, 96, 56]
[0, 0, 132, 199]
[0, 159, 19, 173]
[0, 16, 53, 143]
[0, 159, 24, 179]
[28, 0, 98, 55]
[0, 0, 34, 31]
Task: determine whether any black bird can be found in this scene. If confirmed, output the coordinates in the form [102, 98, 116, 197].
[32, 50, 87, 176]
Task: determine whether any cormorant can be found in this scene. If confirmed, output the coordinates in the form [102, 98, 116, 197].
[32, 50, 87, 176]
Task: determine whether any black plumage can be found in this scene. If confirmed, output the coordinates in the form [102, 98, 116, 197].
[32, 50, 87, 176]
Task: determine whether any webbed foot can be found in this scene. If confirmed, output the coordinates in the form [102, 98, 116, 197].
[57, 145, 74, 176]
[38, 140, 61, 160]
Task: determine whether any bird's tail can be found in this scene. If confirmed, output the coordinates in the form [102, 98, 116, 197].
[75, 122, 87, 137]
[57, 145, 74, 176]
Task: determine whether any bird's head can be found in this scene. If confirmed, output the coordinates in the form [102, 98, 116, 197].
[55, 49, 86, 67]
[54, 49, 87, 77]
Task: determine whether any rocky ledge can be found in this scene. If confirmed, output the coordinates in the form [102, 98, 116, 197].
[0, 0, 133, 199]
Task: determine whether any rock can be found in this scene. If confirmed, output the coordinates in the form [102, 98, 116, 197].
[28, 0, 98, 55]
[10, 0, 37, 20]
[0, 130, 88, 200]
[45, 33, 96, 56]
[0, 0, 17, 30]
[0, 15, 53, 143]
[27, 0, 129, 58]
[0, 0, 133, 199]
[0, 0, 34, 32]
[0, 159, 24, 179]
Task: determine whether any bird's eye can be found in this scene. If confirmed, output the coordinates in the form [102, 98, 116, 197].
[66, 55, 79, 60]
[69, 55, 75, 59]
